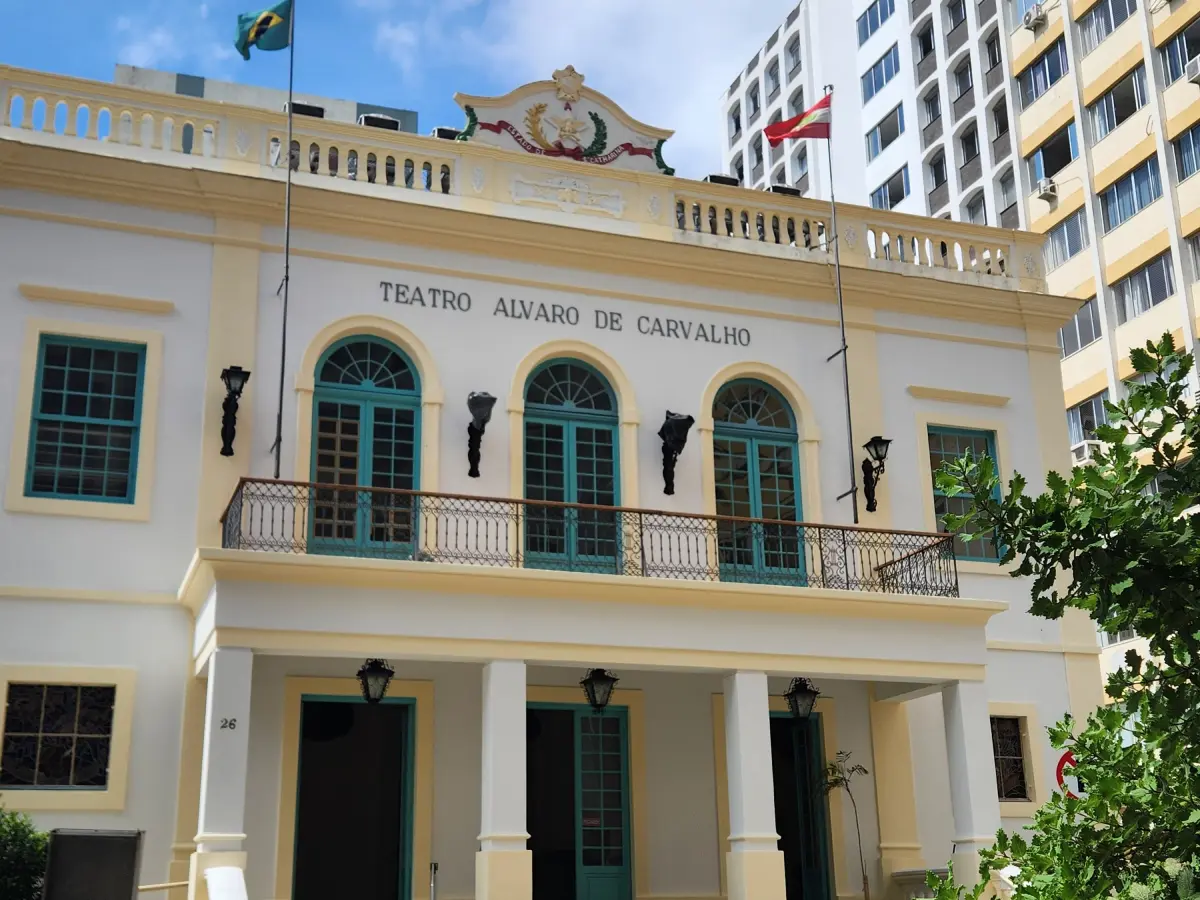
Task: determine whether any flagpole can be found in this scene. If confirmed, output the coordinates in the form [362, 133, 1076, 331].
[821, 84, 860, 524]
[271, 0, 295, 480]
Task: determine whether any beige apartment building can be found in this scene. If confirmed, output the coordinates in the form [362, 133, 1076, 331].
[1003, 0, 1200, 442]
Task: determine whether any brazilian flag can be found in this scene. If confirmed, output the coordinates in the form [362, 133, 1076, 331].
[235, 0, 292, 60]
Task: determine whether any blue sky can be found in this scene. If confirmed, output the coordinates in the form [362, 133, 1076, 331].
[0, 0, 795, 177]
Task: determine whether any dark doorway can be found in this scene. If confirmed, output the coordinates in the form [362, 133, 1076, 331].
[770, 714, 832, 900]
[293, 698, 411, 900]
[528, 707, 577, 900]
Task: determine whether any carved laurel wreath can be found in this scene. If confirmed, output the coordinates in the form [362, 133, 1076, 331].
[524, 103, 555, 151]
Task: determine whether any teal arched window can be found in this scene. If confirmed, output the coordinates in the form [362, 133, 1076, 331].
[524, 359, 620, 571]
[311, 337, 420, 555]
[712, 380, 805, 584]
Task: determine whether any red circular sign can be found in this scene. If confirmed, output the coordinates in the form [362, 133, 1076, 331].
[1056, 750, 1083, 798]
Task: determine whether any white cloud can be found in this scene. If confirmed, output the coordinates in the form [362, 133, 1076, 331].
[111, 4, 237, 79]
[366, 0, 793, 177]
[117, 26, 182, 69]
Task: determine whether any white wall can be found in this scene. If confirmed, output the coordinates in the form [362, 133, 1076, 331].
[0, 598, 192, 885]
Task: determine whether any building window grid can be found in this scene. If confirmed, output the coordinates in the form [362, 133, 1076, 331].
[786, 37, 802, 75]
[1067, 390, 1109, 446]
[858, 0, 897, 45]
[1043, 208, 1090, 271]
[1018, 38, 1069, 109]
[948, 0, 967, 28]
[729, 103, 742, 141]
[967, 193, 987, 224]
[931, 153, 948, 187]
[918, 25, 936, 60]
[999, 169, 1017, 209]
[961, 127, 980, 163]
[990, 716, 1030, 801]
[26, 336, 146, 504]
[1079, 0, 1137, 55]
[986, 33, 1003, 71]
[1058, 297, 1102, 358]
[1090, 66, 1148, 141]
[955, 61, 974, 98]
[924, 90, 942, 125]
[0, 683, 116, 789]
[1113, 252, 1175, 323]
[929, 426, 1001, 560]
[1100, 157, 1162, 232]
[1162, 17, 1200, 85]
[1028, 122, 1078, 183]
[866, 104, 905, 162]
[862, 44, 901, 103]
[871, 164, 911, 209]
[1175, 120, 1200, 180]
[1101, 627, 1138, 646]
[1126, 358, 1192, 399]
[766, 60, 781, 101]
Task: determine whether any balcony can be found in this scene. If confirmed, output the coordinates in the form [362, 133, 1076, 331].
[928, 180, 950, 214]
[911, 0, 931, 17]
[977, 0, 996, 23]
[946, 21, 968, 54]
[985, 63, 1005, 95]
[953, 85, 976, 122]
[991, 128, 1011, 161]
[959, 154, 982, 188]
[923, 115, 944, 149]
[917, 52, 938, 85]
[221, 479, 961, 597]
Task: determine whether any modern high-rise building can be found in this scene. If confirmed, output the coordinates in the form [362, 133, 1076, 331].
[719, 0, 1025, 229]
[996, 1, 1200, 473]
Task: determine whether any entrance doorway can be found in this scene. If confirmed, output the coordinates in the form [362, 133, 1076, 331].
[770, 713, 833, 900]
[292, 696, 414, 900]
[527, 704, 632, 900]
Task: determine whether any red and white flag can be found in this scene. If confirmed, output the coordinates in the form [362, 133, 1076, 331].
[764, 92, 832, 147]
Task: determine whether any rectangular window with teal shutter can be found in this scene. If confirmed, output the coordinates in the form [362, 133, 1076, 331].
[26, 335, 146, 503]
[927, 426, 1000, 561]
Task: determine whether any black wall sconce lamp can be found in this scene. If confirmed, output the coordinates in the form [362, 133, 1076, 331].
[783, 676, 820, 719]
[219, 366, 251, 457]
[580, 668, 619, 714]
[467, 392, 497, 478]
[860, 435, 893, 513]
[658, 411, 695, 496]
[356, 658, 395, 704]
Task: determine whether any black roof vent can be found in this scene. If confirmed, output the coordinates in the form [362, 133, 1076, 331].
[704, 174, 741, 187]
[285, 101, 325, 119]
[432, 126, 461, 140]
[769, 184, 803, 197]
[359, 113, 400, 131]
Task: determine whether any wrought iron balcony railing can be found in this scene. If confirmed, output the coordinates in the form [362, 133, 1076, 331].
[220, 479, 960, 598]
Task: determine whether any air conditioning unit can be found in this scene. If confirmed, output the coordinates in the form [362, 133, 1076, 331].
[359, 113, 400, 131]
[704, 174, 741, 187]
[1187, 56, 1200, 86]
[1023, 3, 1046, 30]
[1071, 440, 1103, 464]
[1036, 177, 1057, 201]
[768, 184, 804, 197]
[431, 126, 461, 140]
[284, 101, 325, 119]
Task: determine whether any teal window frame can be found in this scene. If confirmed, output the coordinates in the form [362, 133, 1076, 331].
[522, 359, 621, 573]
[25, 334, 146, 504]
[713, 379, 806, 585]
[528, 701, 633, 900]
[293, 694, 416, 900]
[928, 426, 1000, 562]
[309, 336, 422, 558]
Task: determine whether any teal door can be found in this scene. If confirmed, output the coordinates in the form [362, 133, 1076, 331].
[310, 338, 421, 558]
[711, 380, 805, 586]
[527, 704, 632, 900]
[769, 712, 833, 900]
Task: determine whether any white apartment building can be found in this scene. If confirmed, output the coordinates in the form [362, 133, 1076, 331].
[720, 0, 1025, 229]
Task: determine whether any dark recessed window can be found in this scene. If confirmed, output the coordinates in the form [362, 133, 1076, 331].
[1, 684, 116, 788]
[990, 716, 1030, 801]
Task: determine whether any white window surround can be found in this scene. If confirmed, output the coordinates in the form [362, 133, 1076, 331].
[0, 665, 136, 812]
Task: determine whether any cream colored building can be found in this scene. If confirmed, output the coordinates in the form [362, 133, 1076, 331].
[0, 63, 1101, 900]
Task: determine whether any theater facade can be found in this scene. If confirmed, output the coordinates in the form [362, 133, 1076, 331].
[0, 64, 1103, 900]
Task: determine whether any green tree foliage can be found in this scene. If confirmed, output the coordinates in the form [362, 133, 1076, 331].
[929, 334, 1200, 900]
[0, 808, 47, 900]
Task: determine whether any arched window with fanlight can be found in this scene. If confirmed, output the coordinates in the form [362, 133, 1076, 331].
[310, 336, 421, 556]
[523, 359, 620, 572]
[712, 379, 805, 584]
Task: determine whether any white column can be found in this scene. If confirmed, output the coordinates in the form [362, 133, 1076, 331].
[189, 647, 253, 900]
[724, 671, 786, 900]
[942, 680, 1002, 888]
[476, 660, 531, 900]
[195, 647, 254, 852]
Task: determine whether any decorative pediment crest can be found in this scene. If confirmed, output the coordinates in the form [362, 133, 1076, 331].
[454, 66, 675, 176]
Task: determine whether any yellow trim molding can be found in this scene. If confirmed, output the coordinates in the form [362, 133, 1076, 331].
[1029, 192, 1086, 236]
[274, 677, 434, 900]
[1080, 45, 1144, 108]
[1072, 0, 1104, 19]
[1063, 370, 1109, 409]
[696, 361, 822, 521]
[0, 585, 177, 605]
[0, 665, 136, 811]
[205, 626, 991, 685]
[1012, 17, 1066, 77]
[988, 701, 1049, 819]
[507, 339, 641, 506]
[293, 314, 444, 490]
[1092, 136, 1156, 194]
[528, 685, 650, 899]
[5, 317, 163, 521]
[1152, 0, 1200, 46]
[181, 548, 1008, 627]
[1020, 104, 1074, 161]
[1105, 229, 1171, 286]
[1166, 95, 1200, 142]
[18, 283, 176, 315]
[712, 694, 850, 900]
[868, 685, 924, 878]
[167, 674, 207, 900]
[906, 386, 1010, 407]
